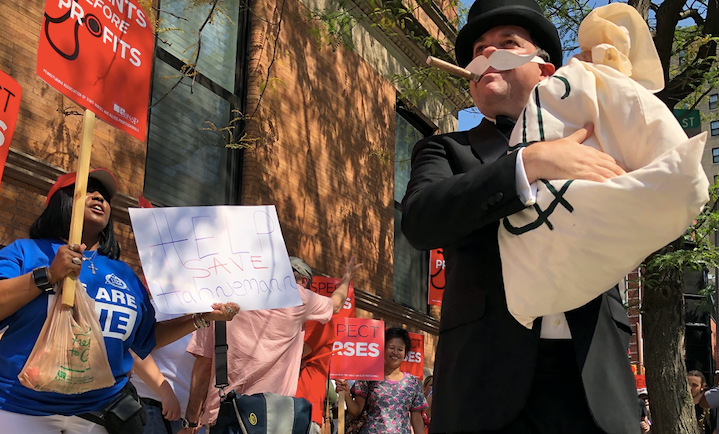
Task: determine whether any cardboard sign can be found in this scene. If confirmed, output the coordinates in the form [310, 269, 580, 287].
[37, 0, 153, 140]
[330, 318, 384, 381]
[128, 205, 302, 313]
[310, 276, 355, 318]
[429, 248, 445, 306]
[0, 70, 21, 185]
[400, 332, 424, 380]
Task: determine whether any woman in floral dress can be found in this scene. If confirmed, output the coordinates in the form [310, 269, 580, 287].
[337, 327, 427, 433]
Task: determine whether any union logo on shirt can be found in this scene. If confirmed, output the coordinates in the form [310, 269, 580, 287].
[105, 273, 128, 290]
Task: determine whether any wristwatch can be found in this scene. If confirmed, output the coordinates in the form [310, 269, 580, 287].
[32, 267, 54, 292]
[182, 418, 198, 429]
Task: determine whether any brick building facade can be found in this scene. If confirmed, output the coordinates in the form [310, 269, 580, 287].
[0, 0, 464, 371]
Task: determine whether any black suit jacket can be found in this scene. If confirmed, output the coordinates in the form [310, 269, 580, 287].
[401, 119, 638, 434]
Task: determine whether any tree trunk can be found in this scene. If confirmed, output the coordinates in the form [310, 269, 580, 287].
[643, 241, 700, 434]
[628, 0, 651, 20]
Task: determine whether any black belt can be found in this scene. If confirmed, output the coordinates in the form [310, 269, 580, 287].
[141, 397, 163, 409]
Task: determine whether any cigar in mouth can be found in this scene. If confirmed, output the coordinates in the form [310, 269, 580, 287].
[426, 56, 481, 82]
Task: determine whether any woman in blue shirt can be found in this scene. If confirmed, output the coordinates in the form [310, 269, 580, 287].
[0, 169, 237, 434]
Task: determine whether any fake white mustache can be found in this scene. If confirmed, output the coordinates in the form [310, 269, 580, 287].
[466, 50, 546, 77]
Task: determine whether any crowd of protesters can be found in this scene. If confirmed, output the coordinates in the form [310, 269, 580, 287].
[0, 172, 718, 434]
[0, 168, 432, 434]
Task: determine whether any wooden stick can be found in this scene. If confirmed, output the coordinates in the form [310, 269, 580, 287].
[338, 391, 345, 434]
[426, 56, 481, 82]
[61, 109, 95, 307]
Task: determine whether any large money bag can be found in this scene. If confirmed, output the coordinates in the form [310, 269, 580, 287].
[499, 4, 709, 328]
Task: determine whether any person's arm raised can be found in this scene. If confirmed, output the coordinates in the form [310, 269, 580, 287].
[331, 256, 363, 314]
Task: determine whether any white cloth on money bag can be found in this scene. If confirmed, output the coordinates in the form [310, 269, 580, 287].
[498, 3, 710, 328]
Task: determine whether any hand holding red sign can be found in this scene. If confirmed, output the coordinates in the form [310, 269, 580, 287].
[0, 70, 21, 187]
[330, 318, 384, 381]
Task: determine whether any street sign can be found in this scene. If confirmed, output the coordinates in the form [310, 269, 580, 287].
[673, 109, 701, 130]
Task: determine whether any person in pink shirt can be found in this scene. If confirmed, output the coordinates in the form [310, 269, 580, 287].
[180, 256, 361, 432]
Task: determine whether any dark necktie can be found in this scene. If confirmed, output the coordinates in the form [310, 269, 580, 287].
[494, 115, 516, 139]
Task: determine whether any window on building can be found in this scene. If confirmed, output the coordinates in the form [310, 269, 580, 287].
[713, 148, 719, 164]
[393, 103, 434, 312]
[144, 0, 247, 206]
[712, 121, 719, 137]
[710, 94, 718, 110]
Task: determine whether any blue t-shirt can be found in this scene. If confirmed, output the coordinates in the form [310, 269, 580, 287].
[0, 238, 156, 416]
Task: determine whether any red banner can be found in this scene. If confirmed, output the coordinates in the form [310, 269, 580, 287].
[330, 318, 384, 381]
[37, 0, 153, 141]
[400, 332, 424, 380]
[635, 374, 646, 389]
[0, 70, 21, 186]
[310, 276, 355, 318]
[429, 249, 445, 306]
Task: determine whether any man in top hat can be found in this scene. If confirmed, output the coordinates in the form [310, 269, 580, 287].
[401, 0, 638, 432]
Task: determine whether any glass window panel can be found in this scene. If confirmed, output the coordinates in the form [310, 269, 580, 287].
[145, 60, 230, 206]
[712, 121, 719, 137]
[710, 94, 718, 110]
[158, 0, 239, 91]
[395, 113, 425, 203]
[393, 208, 428, 311]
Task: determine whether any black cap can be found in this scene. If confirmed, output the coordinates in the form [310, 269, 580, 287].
[455, 0, 562, 69]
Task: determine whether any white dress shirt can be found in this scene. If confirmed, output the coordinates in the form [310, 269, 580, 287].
[488, 118, 572, 339]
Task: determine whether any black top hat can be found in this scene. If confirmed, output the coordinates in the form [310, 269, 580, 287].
[455, 0, 562, 69]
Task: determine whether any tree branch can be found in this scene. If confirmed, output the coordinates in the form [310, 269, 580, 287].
[679, 8, 704, 25]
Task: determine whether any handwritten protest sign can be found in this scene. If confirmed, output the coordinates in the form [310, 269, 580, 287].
[310, 276, 355, 318]
[400, 332, 424, 380]
[128, 205, 302, 314]
[0, 70, 21, 186]
[429, 249, 445, 306]
[37, 0, 153, 140]
[330, 318, 384, 381]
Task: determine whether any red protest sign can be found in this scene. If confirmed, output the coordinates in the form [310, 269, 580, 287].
[330, 318, 384, 381]
[400, 332, 424, 380]
[635, 375, 646, 389]
[138, 195, 152, 208]
[37, 0, 153, 141]
[429, 249, 445, 306]
[0, 70, 21, 186]
[310, 276, 355, 318]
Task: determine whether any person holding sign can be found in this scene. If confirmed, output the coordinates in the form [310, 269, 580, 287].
[0, 169, 238, 434]
[336, 328, 427, 434]
[298, 258, 363, 434]
[182, 255, 361, 431]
